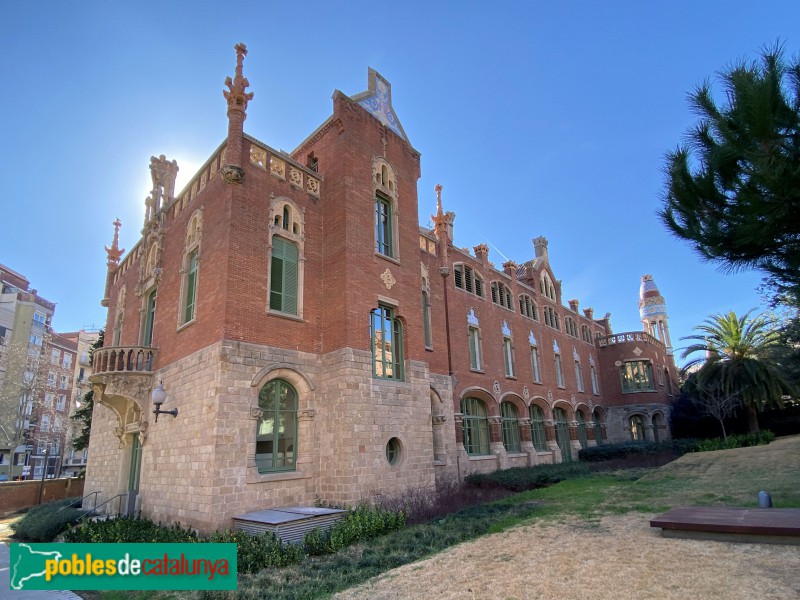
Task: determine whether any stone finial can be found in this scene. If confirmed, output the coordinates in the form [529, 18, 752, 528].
[502, 260, 518, 276]
[223, 43, 254, 115]
[568, 298, 579, 312]
[583, 307, 594, 320]
[473, 243, 489, 264]
[149, 155, 179, 216]
[104, 219, 124, 268]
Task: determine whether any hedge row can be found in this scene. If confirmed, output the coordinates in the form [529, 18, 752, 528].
[464, 462, 590, 492]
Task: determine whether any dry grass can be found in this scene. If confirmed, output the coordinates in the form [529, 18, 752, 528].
[334, 436, 800, 600]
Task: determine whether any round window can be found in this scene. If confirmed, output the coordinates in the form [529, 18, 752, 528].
[385, 437, 401, 465]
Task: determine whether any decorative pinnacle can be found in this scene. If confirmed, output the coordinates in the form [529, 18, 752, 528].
[223, 43, 254, 113]
[104, 218, 124, 267]
[434, 184, 443, 218]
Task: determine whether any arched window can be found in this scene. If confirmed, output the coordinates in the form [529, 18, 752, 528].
[554, 352, 565, 388]
[182, 250, 198, 324]
[453, 263, 485, 297]
[530, 344, 541, 383]
[256, 379, 297, 472]
[375, 194, 393, 257]
[519, 294, 538, 320]
[500, 401, 521, 453]
[592, 409, 604, 445]
[491, 282, 513, 310]
[574, 358, 584, 392]
[630, 415, 647, 441]
[373, 159, 398, 259]
[565, 317, 578, 338]
[554, 407, 572, 462]
[529, 404, 547, 451]
[270, 236, 299, 315]
[540, 271, 556, 301]
[576, 410, 588, 449]
[461, 397, 490, 456]
[653, 412, 665, 443]
[371, 305, 404, 380]
[590, 363, 599, 395]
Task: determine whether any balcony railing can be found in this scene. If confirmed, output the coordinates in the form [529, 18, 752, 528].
[93, 346, 157, 375]
[596, 331, 664, 350]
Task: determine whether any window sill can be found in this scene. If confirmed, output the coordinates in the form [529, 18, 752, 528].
[505, 375, 517, 380]
[424, 345, 434, 352]
[247, 469, 310, 485]
[176, 318, 196, 333]
[532, 380, 543, 385]
[267, 309, 304, 322]
[622, 389, 657, 394]
[375, 252, 400, 266]
[467, 454, 497, 461]
[470, 368, 485, 374]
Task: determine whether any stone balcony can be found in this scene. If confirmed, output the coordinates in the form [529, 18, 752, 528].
[90, 346, 158, 424]
[93, 346, 157, 375]
[596, 331, 665, 351]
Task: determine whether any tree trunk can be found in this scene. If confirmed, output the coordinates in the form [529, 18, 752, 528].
[745, 403, 760, 433]
[717, 417, 727, 442]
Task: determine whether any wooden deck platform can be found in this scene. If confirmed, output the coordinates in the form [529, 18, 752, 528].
[650, 506, 800, 545]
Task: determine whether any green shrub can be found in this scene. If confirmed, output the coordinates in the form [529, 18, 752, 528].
[64, 515, 199, 543]
[464, 462, 590, 492]
[208, 529, 303, 573]
[578, 440, 679, 462]
[11, 497, 83, 542]
[689, 430, 775, 452]
[303, 504, 406, 555]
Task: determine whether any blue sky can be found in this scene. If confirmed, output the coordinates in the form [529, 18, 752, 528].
[2, 1, 797, 365]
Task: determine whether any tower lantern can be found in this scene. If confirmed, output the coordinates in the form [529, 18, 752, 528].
[638, 274, 673, 355]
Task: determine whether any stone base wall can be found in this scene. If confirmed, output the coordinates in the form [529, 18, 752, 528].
[83, 402, 126, 512]
[606, 403, 672, 443]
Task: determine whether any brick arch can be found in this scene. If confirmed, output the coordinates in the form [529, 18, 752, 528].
[552, 400, 574, 420]
[460, 386, 497, 416]
[528, 395, 551, 417]
[574, 403, 591, 419]
[498, 391, 526, 413]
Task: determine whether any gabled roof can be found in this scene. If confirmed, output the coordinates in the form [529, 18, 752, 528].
[349, 68, 409, 141]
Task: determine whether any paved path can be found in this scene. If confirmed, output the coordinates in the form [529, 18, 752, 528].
[0, 542, 82, 599]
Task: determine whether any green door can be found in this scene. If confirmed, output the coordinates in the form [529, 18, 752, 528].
[554, 408, 572, 463]
[128, 433, 142, 494]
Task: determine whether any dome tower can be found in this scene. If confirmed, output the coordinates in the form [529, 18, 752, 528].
[638, 274, 673, 355]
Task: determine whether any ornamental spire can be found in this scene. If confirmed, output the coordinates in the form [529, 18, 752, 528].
[223, 43, 254, 116]
[104, 219, 124, 268]
[431, 184, 454, 244]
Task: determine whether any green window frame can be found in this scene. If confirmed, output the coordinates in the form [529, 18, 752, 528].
[576, 411, 588, 449]
[529, 404, 548, 451]
[530, 346, 541, 383]
[503, 337, 514, 377]
[371, 305, 404, 380]
[500, 401, 521, 453]
[422, 290, 432, 348]
[375, 195, 393, 257]
[555, 353, 565, 388]
[592, 411, 604, 445]
[143, 289, 156, 347]
[630, 415, 647, 441]
[183, 250, 198, 324]
[554, 407, 572, 462]
[620, 361, 655, 393]
[256, 379, 298, 472]
[468, 326, 481, 371]
[461, 397, 490, 456]
[270, 236, 299, 315]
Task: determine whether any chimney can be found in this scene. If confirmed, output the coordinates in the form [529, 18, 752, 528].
[568, 299, 579, 312]
[533, 236, 548, 263]
[502, 260, 518, 277]
[473, 243, 489, 265]
[583, 307, 594, 320]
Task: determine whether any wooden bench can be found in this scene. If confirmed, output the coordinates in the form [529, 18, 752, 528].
[650, 506, 800, 545]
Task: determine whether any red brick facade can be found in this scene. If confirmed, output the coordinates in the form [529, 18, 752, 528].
[85, 46, 679, 532]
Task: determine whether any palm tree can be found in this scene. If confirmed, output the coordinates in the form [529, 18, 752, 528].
[681, 310, 795, 433]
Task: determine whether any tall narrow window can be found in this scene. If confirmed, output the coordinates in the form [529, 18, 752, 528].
[530, 346, 541, 383]
[554, 407, 571, 462]
[574, 360, 584, 392]
[630, 415, 647, 441]
[143, 290, 156, 347]
[270, 237, 299, 315]
[375, 195, 393, 257]
[461, 397, 490, 456]
[371, 305, 403, 380]
[529, 404, 547, 451]
[183, 250, 198, 323]
[555, 353, 565, 388]
[503, 337, 514, 377]
[468, 326, 482, 371]
[576, 411, 588, 449]
[590, 365, 599, 395]
[620, 361, 655, 392]
[422, 290, 432, 348]
[592, 410, 604, 445]
[500, 401, 521, 453]
[256, 379, 298, 472]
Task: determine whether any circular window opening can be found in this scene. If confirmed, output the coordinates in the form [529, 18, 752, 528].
[386, 437, 401, 465]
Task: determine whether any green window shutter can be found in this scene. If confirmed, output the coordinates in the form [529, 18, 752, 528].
[271, 237, 298, 314]
[184, 251, 198, 323]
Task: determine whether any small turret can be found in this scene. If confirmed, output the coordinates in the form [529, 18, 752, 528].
[221, 43, 254, 184]
[533, 236, 549, 263]
[101, 219, 125, 307]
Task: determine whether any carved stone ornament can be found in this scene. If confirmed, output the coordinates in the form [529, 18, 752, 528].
[432, 414, 447, 425]
[633, 346, 643, 357]
[221, 165, 245, 184]
[493, 380, 501, 394]
[381, 268, 396, 290]
[307, 177, 320, 196]
[289, 167, 303, 188]
[249, 406, 264, 420]
[114, 427, 127, 449]
[547, 390, 554, 402]
[270, 156, 286, 179]
[298, 409, 316, 421]
[523, 386, 530, 399]
[250, 145, 267, 169]
[570, 394, 576, 405]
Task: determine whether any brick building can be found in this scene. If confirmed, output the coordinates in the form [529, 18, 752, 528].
[85, 45, 678, 532]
